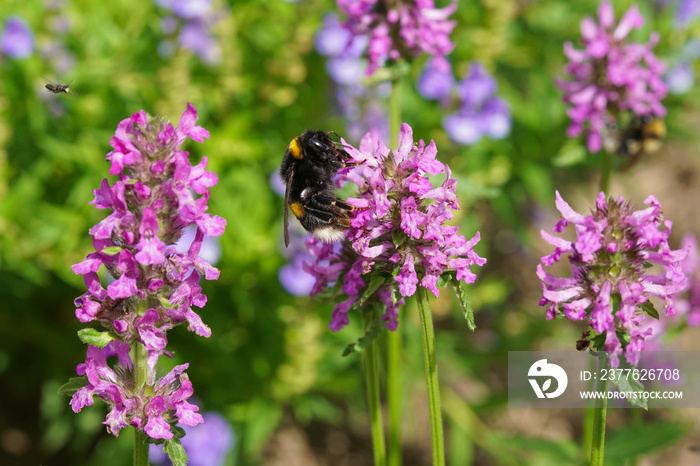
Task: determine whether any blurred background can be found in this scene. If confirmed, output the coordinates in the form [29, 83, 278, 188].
[1, 0, 700, 464]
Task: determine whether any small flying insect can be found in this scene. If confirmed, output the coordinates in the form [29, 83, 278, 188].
[280, 130, 355, 247]
[45, 79, 79, 96]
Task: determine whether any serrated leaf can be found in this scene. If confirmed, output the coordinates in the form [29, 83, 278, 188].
[437, 272, 451, 288]
[58, 377, 87, 396]
[450, 278, 476, 331]
[163, 438, 188, 466]
[640, 301, 659, 320]
[611, 367, 648, 409]
[342, 305, 383, 356]
[357, 272, 387, 307]
[393, 231, 408, 248]
[591, 332, 606, 351]
[77, 328, 117, 348]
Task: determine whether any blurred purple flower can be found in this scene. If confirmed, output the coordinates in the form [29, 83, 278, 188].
[675, 0, 700, 27]
[305, 124, 485, 331]
[443, 111, 482, 146]
[537, 191, 686, 367]
[38, 40, 76, 75]
[150, 411, 235, 466]
[1, 16, 35, 59]
[327, 57, 367, 86]
[416, 58, 454, 101]
[175, 225, 222, 266]
[673, 233, 700, 326]
[170, 0, 213, 19]
[443, 62, 511, 145]
[314, 13, 388, 143]
[315, 14, 354, 57]
[457, 62, 498, 108]
[337, 0, 457, 75]
[179, 20, 221, 65]
[558, 1, 667, 152]
[280, 253, 317, 296]
[665, 62, 694, 94]
[154, 0, 222, 65]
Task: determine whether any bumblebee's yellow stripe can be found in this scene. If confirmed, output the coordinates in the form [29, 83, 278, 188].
[289, 202, 304, 218]
[289, 138, 302, 159]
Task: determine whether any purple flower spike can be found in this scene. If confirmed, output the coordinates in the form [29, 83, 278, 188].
[337, 0, 456, 75]
[558, 1, 667, 152]
[538, 191, 686, 367]
[0, 16, 34, 59]
[305, 124, 485, 332]
[69, 104, 226, 439]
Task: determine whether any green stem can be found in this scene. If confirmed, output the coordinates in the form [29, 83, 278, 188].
[387, 73, 403, 466]
[365, 315, 386, 466]
[590, 353, 609, 466]
[389, 75, 402, 147]
[133, 340, 149, 466]
[386, 328, 402, 466]
[417, 288, 445, 466]
[600, 150, 613, 194]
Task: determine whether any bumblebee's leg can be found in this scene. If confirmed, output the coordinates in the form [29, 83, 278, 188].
[304, 196, 352, 229]
[310, 194, 353, 212]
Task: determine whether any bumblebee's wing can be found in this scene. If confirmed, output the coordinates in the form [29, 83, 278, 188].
[283, 170, 292, 248]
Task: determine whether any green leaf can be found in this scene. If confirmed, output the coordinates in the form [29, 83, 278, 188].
[58, 377, 87, 396]
[342, 305, 384, 356]
[437, 271, 451, 288]
[77, 328, 118, 348]
[610, 362, 648, 410]
[591, 332, 607, 351]
[163, 438, 188, 466]
[604, 422, 686, 463]
[552, 139, 586, 167]
[357, 272, 387, 307]
[100, 246, 122, 255]
[159, 296, 175, 309]
[146, 426, 186, 445]
[450, 278, 476, 331]
[640, 301, 659, 320]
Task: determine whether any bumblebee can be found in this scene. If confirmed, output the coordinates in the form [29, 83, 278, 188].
[606, 115, 666, 164]
[45, 79, 78, 96]
[280, 130, 354, 247]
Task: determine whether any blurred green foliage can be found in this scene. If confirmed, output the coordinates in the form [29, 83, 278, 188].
[1, 0, 700, 464]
